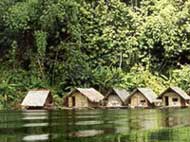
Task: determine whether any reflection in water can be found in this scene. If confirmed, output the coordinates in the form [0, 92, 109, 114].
[74, 115, 100, 119]
[69, 130, 104, 137]
[1, 109, 190, 142]
[22, 116, 47, 120]
[22, 110, 48, 120]
[23, 123, 48, 127]
[22, 134, 49, 141]
[74, 120, 103, 126]
[161, 109, 190, 128]
[22, 111, 48, 116]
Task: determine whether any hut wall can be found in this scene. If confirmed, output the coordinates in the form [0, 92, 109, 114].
[106, 95, 122, 107]
[68, 92, 89, 108]
[129, 92, 149, 107]
[162, 92, 182, 107]
[88, 101, 100, 108]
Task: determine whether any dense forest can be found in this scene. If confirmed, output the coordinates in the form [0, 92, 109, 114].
[0, 0, 190, 109]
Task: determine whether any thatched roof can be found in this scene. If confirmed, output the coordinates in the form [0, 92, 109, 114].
[69, 88, 104, 103]
[128, 88, 159, 103]
[158, 87, 190, 100]
[110, 88, 130, 102]
[21, 90, 50, 107]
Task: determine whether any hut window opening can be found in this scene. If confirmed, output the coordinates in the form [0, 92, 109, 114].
[172, 98, 178, 102]
[140, 99, 146, 105]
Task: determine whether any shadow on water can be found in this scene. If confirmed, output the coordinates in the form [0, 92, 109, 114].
[1, 108, 190, 142]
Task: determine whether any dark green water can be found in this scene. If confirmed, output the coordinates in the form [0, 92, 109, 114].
[1, 108, 190, 142]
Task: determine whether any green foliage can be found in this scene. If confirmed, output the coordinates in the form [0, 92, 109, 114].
[92, 67, 125, 91]
[0, 0, 190, 109]
[170, 65, 190, 90]
[123, 65, 168, 94]
[35, 31, 47, 57]
[4, 0, 39, 32]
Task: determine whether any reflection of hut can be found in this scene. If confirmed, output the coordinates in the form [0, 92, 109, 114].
[69, 130, 104, 137]
[21, 90, 53, 109]
[158, 87, 190, 107]
[126, 88, 160, 108]
[63, 88, 104, 108]
[105, 88, 129, 107]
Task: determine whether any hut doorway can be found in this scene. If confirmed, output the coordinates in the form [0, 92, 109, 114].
[72, 96, 76, 107]
[165, 96, 169, 106]
[131, 96, 138, 106]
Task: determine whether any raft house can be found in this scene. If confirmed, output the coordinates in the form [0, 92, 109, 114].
[63, 88, 104, 108]
[20, 86, 190, 110]
[21, 89, 53, 110]
[126, 88, 161, 108]
[158, 87, 190, 107]
[104, 88, 129, 108]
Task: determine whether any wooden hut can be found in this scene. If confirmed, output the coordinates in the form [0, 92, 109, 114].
[158, 87, 190, 107]
[21, 90, 53, 109]
[64, 88, 104, 108]
[126, 88, 160, 108]
[105, 88, 129, 107]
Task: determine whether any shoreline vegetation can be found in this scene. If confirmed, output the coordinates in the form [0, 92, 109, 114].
[0, 0, 190, 110]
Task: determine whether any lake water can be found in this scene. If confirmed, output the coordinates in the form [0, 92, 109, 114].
[1, 108, 190, 142]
